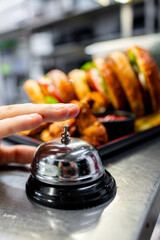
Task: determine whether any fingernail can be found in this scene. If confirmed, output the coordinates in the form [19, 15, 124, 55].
[28, 113, 39, 119]
[51, 104, 65, 109]
[51, 103, 76, 109]
[68, 105, 80, 118]
[65, 104, 77, 109]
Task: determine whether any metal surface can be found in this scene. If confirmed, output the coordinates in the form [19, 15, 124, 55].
[1, 136, 160, 240]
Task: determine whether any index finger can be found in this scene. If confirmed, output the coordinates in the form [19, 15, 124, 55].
[0, 103, 79, 122]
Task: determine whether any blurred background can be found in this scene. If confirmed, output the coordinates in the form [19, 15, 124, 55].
[0, 1, 160, 239]
[0, 0, 159, 105]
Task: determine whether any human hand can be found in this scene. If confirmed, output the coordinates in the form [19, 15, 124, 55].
[0, 103, 79, 165]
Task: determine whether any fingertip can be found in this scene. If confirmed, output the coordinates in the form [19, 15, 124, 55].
[68, 104, 80, 118]
[21, 113, 43, 131]
[38, 103, 80, 122]
[28, 113, 43, 125]
[28, 113, 43, 120]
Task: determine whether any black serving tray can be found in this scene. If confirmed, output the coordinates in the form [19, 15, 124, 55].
[4, 124, 160, 158]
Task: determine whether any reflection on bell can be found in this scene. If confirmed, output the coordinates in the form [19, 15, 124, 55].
[26, 126, 116, 209]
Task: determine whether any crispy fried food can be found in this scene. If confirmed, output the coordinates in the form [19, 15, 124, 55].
[19, 123, 50, 136]
[40, 101, 107, 147]
[40, 129, 54, 142]
[29, 123, 50, 136]
[81, 121, 108, 147]
[72, 100, 108, 146]
[18, 130, 32, 136]
[86, 68, 108, 98]
[47, 69, 77, 102]
[49, 118, 76, 138]
[108, 51, 145, 117]
[68, 69, 91, 100]
[82, 91, 111, 115]
[23, 79, 46, 103]
[93, 57, 127, 110]
[40, 119, 76, 142]
[127, 46, 160, 112]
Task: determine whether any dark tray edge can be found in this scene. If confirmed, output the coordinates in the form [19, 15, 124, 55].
[4, 125, 160, 157]
[98, 125, 160, 157]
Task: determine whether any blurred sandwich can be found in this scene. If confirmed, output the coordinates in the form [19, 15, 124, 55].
[68, 68, 110, 114]
[24, 70, 76, 104]
[47, 69, 76, 102]
[93, 57, 127, 110]
[24, 45, 160, 120]
[68, 69, 91, 100]
[37, 75, 62, 103]
[108, 51, 145, 117]
[127, 46, 160, 113]
[23, 79, 46, 104]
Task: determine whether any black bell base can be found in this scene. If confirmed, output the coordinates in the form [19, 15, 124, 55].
[26, 170, 116, 210]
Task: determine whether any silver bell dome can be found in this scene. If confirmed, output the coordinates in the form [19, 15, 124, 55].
[31, 126, 104, 186]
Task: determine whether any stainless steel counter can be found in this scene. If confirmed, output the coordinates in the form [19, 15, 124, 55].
[1, 136, 160, 240]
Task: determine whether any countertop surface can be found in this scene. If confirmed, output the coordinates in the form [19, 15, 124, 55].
[1, 136, 160, 240]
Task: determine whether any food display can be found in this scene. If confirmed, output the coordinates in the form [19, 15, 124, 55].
[22, 45, 160, 147]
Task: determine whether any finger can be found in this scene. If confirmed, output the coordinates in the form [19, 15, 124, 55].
[0, 145, 36, 165]
[0, 113, 43, 138]
[0, 103, 80, 122]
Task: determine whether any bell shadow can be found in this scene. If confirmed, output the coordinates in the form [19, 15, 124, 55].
[29, 195, 115, 237]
